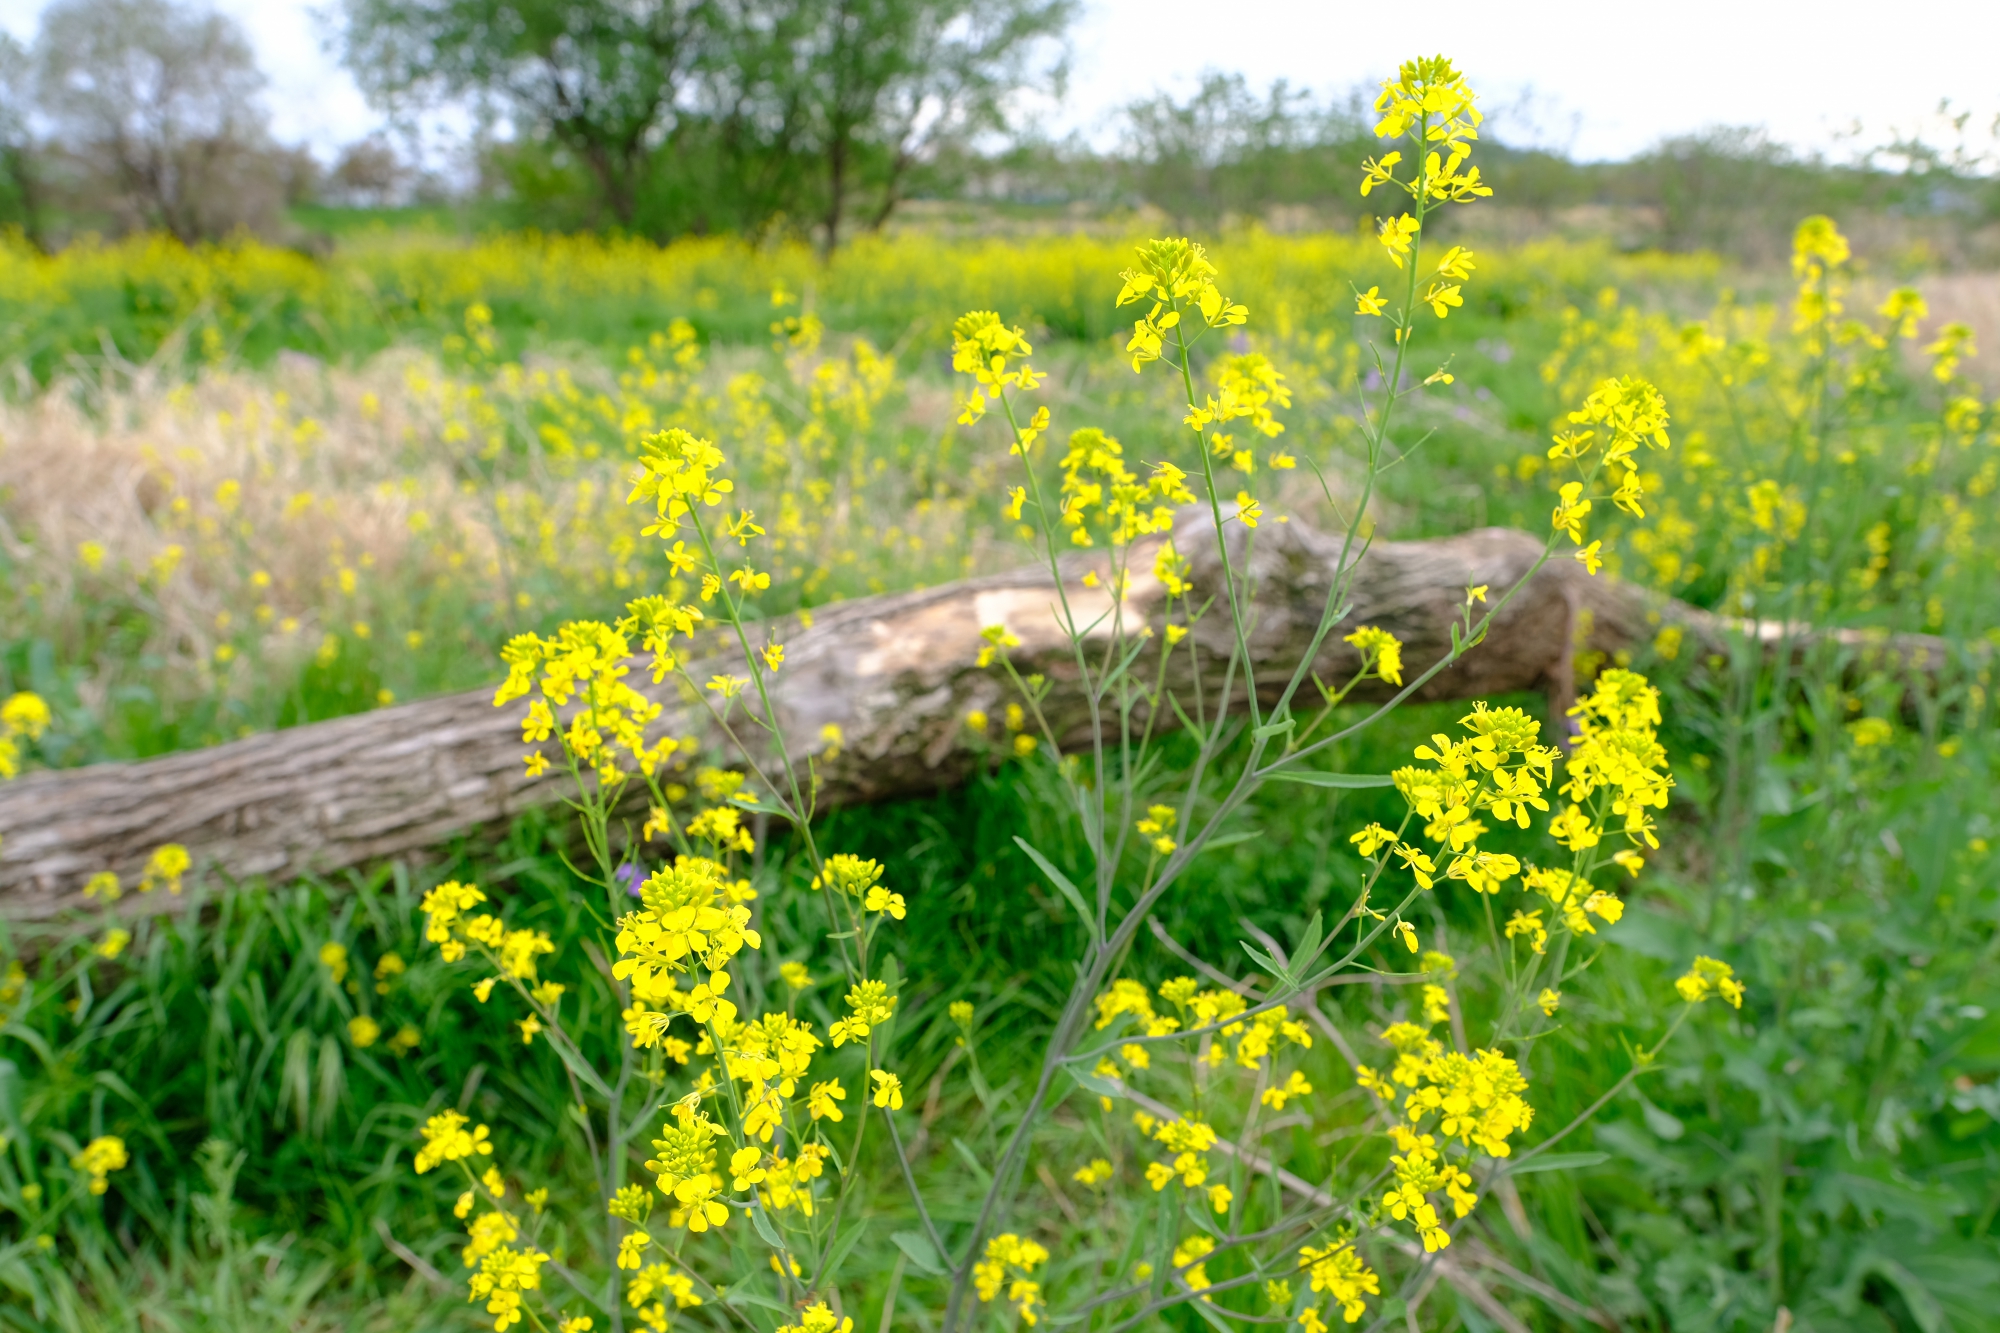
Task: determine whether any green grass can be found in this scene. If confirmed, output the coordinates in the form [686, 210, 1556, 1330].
[2, 692, 1994, 1328]
[1, 219, 1997, 1330]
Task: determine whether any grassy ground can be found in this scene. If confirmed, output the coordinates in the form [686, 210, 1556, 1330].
[0, 224, 1996, 1331]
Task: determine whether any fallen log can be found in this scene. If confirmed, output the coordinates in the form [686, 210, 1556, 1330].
[0, 512, 1962, 919]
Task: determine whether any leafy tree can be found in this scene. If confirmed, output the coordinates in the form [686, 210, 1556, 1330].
[339, 0, 709, 229]
[339, 0, 1070, 244]
[34, 0, 278, 243]
[781, 0, 1073, 249]
[0, 34, 44, 248]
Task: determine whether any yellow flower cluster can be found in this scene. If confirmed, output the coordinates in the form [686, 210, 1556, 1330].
[776, 1302, 853, 1333]
[70, 1135, 129, 1195]
[629, 426, 734, 530]
[0, 691, 51, 779]
[1362, 703, 1558, 893]
[1298, 1239, 1380, 1325]
[1676, 955, 1746, 1008]
[414, 1110, 495, 1174]
[1506, 867, 1625, 954]
[1343, 626, 1405, 687]
[1185, 350, 1293, 453]
[1355, 56, 1490, 326]
[1171, 1233, 1215, 1296]
[613, 855, 762, 1024]
[643, 1100, 731, 1232]
[1546, 376, 1672, 572]
[1115, 238, 1247, 373]
[495, 620, 676, 782]
[951, 310, 1040, 429]
[1355, 1021, 1529, 1251]
[1559, 668, 1674, 851]
[809, 853, 906, 922]
[468, 1245, 549, 1332]
[1053, 428, 1193, 548]
[626, 1261, 701, 1328]
[973, 1232, 1050, 1326]
[139, 843, 191, 895]
[418, 878, 557, 1024]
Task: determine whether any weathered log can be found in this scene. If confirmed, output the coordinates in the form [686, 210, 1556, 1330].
[0, 512, 1959, 919]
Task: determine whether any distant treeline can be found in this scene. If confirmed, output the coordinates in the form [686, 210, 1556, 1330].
[955, 74, 2000, 265]
[1, 1, 1996, 264]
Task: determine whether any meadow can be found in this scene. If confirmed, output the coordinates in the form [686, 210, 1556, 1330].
[0, 122, 1997, 1333]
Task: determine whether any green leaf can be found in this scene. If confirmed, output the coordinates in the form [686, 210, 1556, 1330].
[951, 1137, 995, 1191]
[891, 1230, 947, 1277]
[746, 1200, 785, 1251]
[1067, 1064, 1124, 1099]
[1504, 1150, 1610, 1176]
[721, 1286, 793, 1315]
[1265, 770, 1394, 789]
[1196, 831, 1257, 854]
[1014, 837, 1097, 938]
[729, 793, 790, 816]
[1253, 715, 1295, 740]
[817, 1219, 868, 1285]
[1241, 942, 1287, 981]
[1294, 911, 1327, 971]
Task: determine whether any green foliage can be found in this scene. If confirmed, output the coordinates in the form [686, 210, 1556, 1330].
[337, 0, 1072, 246]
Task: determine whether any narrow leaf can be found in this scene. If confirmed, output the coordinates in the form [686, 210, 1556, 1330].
[1014, 837, 1097, 938]
[1504, 1150, 1609, 1176]
[891, 1230, 947, 1277]
[747, 1200, 785, 1250]
[1265, 770, 1395, 789]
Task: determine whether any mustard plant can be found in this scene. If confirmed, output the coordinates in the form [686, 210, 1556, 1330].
[406, 56, 1743, 1333]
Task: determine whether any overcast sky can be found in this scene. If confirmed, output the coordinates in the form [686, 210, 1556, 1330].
[1, 0, 1995, 165]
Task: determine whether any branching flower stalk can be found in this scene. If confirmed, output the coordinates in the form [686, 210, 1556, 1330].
[384, 53, 1752, 1333]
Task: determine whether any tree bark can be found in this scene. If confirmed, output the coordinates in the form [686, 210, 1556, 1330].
[0, 512, 1959, 919]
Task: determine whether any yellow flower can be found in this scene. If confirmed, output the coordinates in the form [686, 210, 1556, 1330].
[414, 1110, 493, 1174]
[319, 941, 349, 984]
[1675, 955, 1745, 1008]
[1072, 1158, 1113, 1187]
[71, 1136, 129, 1195]
[1299, 1239, 1380, 1323]
[870, 1069, 904, 1110]
[83, 872, 121, 903]
[349, 1015, 381, 1047]
[1355, 286, 1386, 317]
[139, 844, 191, 895]
[808, 1079, 846, 1122]
[1343, 626, 1404, 685]
[775, 1302, 853, 1333]
[1422, 282, 1463, 318]
[95, 929, 131, 960]
[1537, 989, 1561, 1017]
[1377, 214, 1421, 269]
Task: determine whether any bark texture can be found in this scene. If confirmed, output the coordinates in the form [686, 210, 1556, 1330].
[0, 512, 1958, 919]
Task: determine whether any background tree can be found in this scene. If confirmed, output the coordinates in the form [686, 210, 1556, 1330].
[338, 0, 1070, 245]
[326, 134, 411, 208]
[785, 0, 1073, 249]
[34, 0, 279, 243]
[338, 0, 709, 229]
[0, 35, 45, 248]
